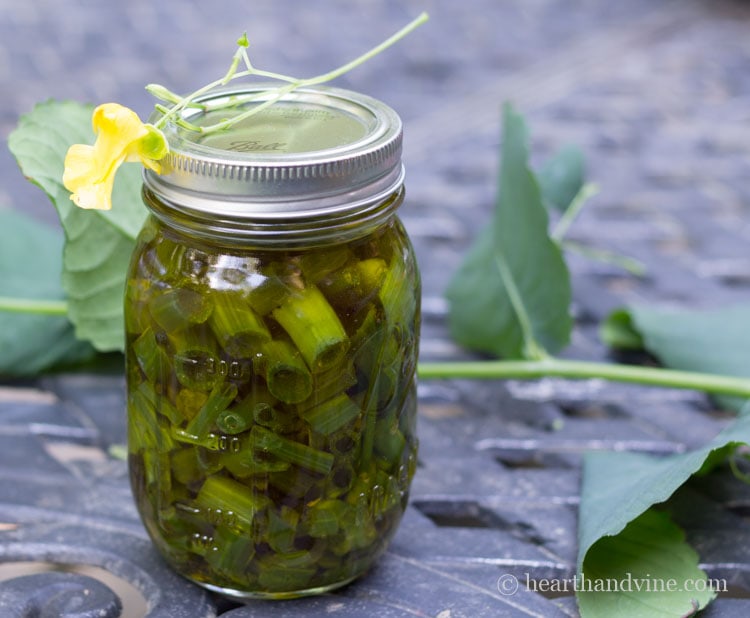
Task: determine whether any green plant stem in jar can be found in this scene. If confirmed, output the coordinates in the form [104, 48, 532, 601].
[125, 83, 419, 599]
[126, 211, 420, 598]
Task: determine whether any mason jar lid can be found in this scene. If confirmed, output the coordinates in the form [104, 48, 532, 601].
[144, 85, 404, 221]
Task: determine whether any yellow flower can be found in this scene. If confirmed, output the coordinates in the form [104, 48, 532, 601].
[63, 103, 168, 210]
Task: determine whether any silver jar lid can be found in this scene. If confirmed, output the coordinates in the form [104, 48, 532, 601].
[144, 85, 404, 221]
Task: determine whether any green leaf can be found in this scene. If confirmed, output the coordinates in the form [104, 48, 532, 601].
[8, 100, 147, 351]
[578, 510, 715, 618]
[602, 304, 750, 411]
[446, 103, 572, 359]
[536, 144, 585, 212]
[0, 209, 95, 375]
[577, 413, 750, 615]
[599, 308, 645, 350]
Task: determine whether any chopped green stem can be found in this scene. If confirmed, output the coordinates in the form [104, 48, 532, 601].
[138, 381, 182, 425]
[305, 501, 341, 537]
[260, 339, 313, 404]
[133, 328, 170, 384]
[215, 408, 253, 435]
[374, 419, 406, 461]
[251, 425, 334, 474]
[185, 382, 239, 438]
[301, 393, 361, 436]
[195, 475, 268, 529]
[209, 292, 270, 357]
[417, 358, 750, 400]
[170, 330, 221, 391]
[272, 286, 349, 372]
[252, 402, 295, 433]
[150, 287, 213, 331]
[0, 297, 68, 316]
[207, 526, 256, 576]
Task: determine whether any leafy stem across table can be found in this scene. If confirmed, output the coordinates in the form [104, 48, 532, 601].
[418, 357, 750, 401]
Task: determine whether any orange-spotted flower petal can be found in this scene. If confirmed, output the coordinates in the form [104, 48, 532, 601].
[62, 103, 168, 210]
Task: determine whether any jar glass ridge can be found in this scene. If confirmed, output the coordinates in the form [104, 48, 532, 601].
[124, 85, 421, 599]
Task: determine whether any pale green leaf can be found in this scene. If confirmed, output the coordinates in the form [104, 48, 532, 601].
[578, 510, 715, 618]
[8, 100, 147, 351]
[578, 413, 750, 568]
[0, 209, 95, 374]
[577, 413, 750, 615]
[446, 103, 572, 359]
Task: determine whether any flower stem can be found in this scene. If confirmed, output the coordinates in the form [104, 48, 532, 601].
[151, 67, 258, 130]
[417, 358, 750, 400]
[0, 297, 69, 316]
[299, 12, 430, 87]
[199, 83, 299, 134]
[152, 12, 430, 136]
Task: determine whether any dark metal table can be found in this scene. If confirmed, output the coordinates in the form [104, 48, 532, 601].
[2, 0, 750, 615]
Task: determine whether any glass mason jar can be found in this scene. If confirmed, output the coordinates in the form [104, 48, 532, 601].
[124, 85, 420, 599]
